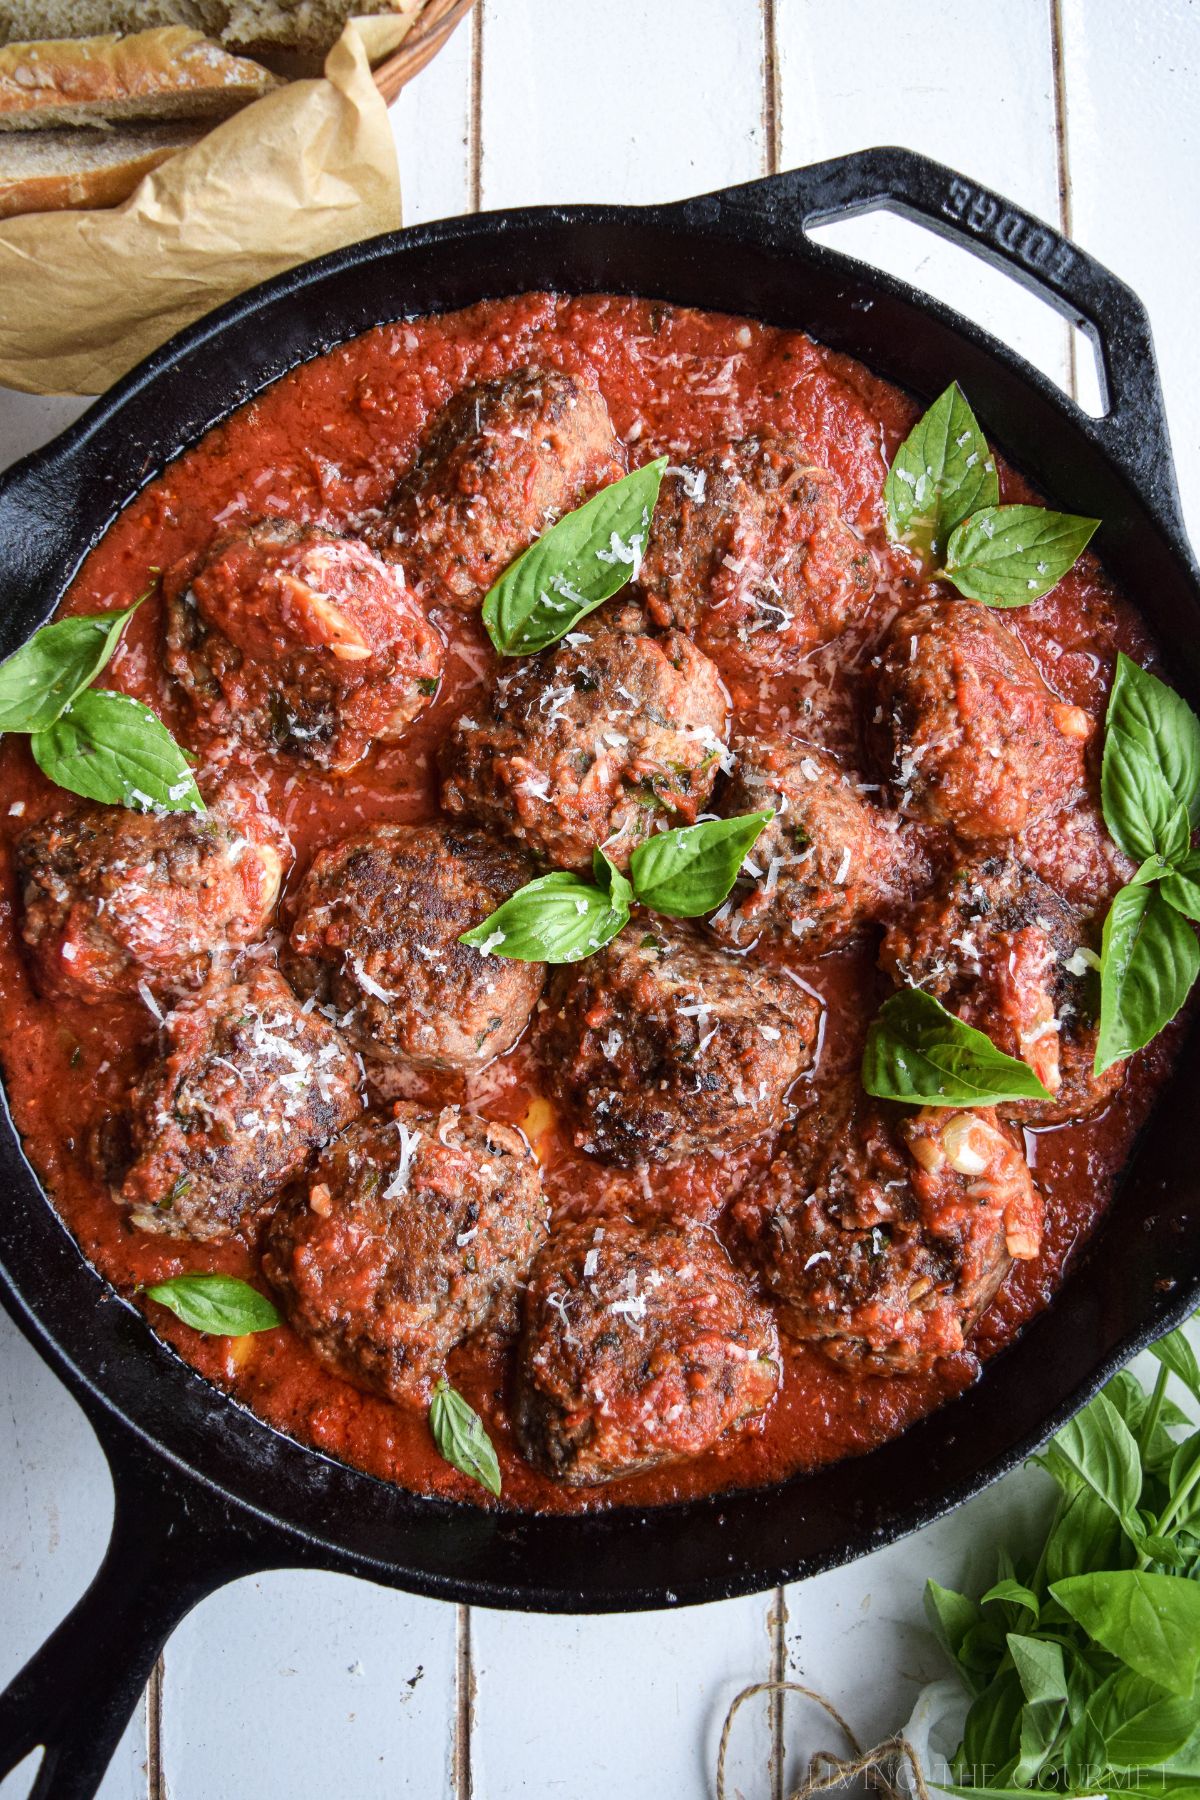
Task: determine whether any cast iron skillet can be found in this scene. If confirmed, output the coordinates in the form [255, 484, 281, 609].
[1, 147, 1199, 1800]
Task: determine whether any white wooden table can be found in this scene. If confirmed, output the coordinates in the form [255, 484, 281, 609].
[3, 3, 1199, 1794]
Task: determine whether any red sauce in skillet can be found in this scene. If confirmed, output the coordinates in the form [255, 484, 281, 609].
[0, 293, 1181, 1512]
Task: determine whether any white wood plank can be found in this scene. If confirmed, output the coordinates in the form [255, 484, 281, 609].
[475, 0, 767, 211]
[0, 1308, 150, 1799]
[1058, 0, 1200, 537]
[158, 1570, 459, 1800]
[0, 394, 90, 472]
[776, 0, 1072, 393]
[390, 7, 475, 225]
[470, 1592, 778, 1800]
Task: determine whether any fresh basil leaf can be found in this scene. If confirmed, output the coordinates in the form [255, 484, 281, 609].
[980, 1579, 1040, 1620]
[627, 809, 772, 918]
[1095, 880, 1200, 1074]
[31, 688, 204, 813]
[1151, 1328, 1200, 1405]
[925, 1579, 982, 1675]
[145, 1273, 280, 1335]
[0, 593, 146, 734]
[1007, 1634, 1068, 1786]
[1103, 654, 1200, 859]
[1037, 1389, 1143, 1531]
[1162, 861, 1200, 923]
[1043, 1486, 1124, 1587]
[1104, 1674, 1200, 1772]
[862, 987, 1051, 1106]
[482, 458, 668, 656]
[459, 865, 630, 965]
[1050, 1570, 1200, 1696]
[957, 1668, 1026, 1785]
[943, 504, 1099, 605]
[884, 383, 998, 565]
[428, 1379, 500, 1497]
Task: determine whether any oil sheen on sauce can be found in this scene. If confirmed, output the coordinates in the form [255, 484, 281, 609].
[0, 293, 1179, 1514]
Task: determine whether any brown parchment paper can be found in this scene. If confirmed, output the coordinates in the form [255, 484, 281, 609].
[0, 12, 416, 396]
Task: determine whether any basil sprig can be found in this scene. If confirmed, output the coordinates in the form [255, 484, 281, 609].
[1094, 655, 1200, 1073]
[884, 381, 997, 564]
[924, 1314, 1200, 1796]
[862, 988, 1052, 1108]
[482, 458, 667, 656]
[885, 384, 1098, 605]
[459, 811, 771, 965]
[0, 588, 203, 814]
[145, 1273, 281, 1335]
[429, 1378, 501, 1497]
[460, 851, 632, 965]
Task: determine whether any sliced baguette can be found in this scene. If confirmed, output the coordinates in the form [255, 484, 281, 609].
[0, 4, 410, 73]
[0, 117, 204, 214]
[0, 28, 281, 129]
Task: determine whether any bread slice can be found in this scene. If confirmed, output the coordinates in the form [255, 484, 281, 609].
[0, 4, 411, 71]
[0, 29, 280, 129]
[0, 117, 204, 214]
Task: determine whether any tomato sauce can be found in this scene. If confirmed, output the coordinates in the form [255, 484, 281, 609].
[0, 293, 1180, 1513]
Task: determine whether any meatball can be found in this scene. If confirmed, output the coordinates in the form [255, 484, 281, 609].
[732, 1078, 1043, 1374]
[515, 1218, 779, 1484]
[534, 918, 820, 1164]
[263, 1104, 548, 1407]
[386, 367, 626, 609]
[636, 436, 875, 668]
[165, 519, 444, 771]
[880, 856, 1120, 1124]
[110, 966, 362, 1242]
[711, 736, 928, 956]
[283, 822, 544, 1072]
[15, 800, 283, 1004]
[440, 601, 730, 873]
[876, 599, 1092, 842]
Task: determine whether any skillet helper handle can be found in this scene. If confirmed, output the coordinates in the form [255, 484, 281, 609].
[747, 146, 1185, 541]
[0, 1425, 270, 1800]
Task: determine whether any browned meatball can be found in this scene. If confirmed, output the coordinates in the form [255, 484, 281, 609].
[386, 367, 626, 609]
[15, 800, 283, 1004]
[263, 1104, 548, 1408]
[283, 822, 544, 1072]
[875, 599, 1092, 842]
[440, 601, 729, 873]
[880, 856, 1121, 1124]
[710, 736, 929, 956]
[732, 1078, 1043, 1374]
[636, 436, 875, 669]
[165, 519, 444, 772]
[515, 1218, 779, 1484]
[534, 919, 820, 1164]
[109, 966, 363, 1242]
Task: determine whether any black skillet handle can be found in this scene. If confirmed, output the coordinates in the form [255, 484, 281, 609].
[0, 1414, 277, 1800]
[721, 146, 1186, 543]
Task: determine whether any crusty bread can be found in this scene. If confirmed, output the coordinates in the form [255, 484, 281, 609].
[0, 28, 280, 129]
[0, 116, 203, 213]
[0, 3, 410, 71]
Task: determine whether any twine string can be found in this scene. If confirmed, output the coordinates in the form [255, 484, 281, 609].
[715, 1680, 936, 1800]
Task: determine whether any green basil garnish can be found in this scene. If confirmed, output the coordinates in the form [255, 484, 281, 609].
[942, 504, 1099, 605]
[862, 988, 1052, 1107]
[31, 687, 204, 813]
[1102, 653, 1200, 863]
[0, 582, 202, 814]
[429, 1378, 501, 1497]
[884, 388, 1098, 604]
[0, 593, 146, 733]
[1092, 653, 1200, 1072]
[1095, 877, 1200, 1075]
[459, 850, 631, 965]
[627, 809, 773, 918]
[481, 458, 668, 657]
[884, 382, 997, 565]
[145, 1273, 281, 1335]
